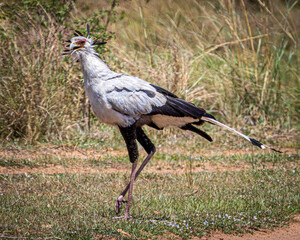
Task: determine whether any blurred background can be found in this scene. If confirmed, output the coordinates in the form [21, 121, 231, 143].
[0, 0, 299, 149]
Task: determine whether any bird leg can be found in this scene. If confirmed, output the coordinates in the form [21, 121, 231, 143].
[116, 150, 155, 214]
[114, 125, 139, 219]
[114, 160, 138, 219]
[116, 127, 156, 215]
[124, 160, 138, 218]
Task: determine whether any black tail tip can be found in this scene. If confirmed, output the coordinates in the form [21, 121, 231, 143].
[249, 138, 264, 148]
[269, 147, 283, 153]
[249, 138, 282, 153]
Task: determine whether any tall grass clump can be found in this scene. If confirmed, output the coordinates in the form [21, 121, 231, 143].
[0, 0, 116, 144]
[0, 1, 75, 143]
[108, 0, 299, 136]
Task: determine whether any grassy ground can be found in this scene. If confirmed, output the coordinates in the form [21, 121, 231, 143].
[0, 0, 299, 239]
[1, 145, 299, 239]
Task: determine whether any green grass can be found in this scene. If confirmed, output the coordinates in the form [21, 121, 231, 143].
[1, 152, 299, 239]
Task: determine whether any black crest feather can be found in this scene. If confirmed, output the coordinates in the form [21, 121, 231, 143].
[74, 30, 83, 36]
[93, 42, 107, 46]
[87, 24, 90, 38]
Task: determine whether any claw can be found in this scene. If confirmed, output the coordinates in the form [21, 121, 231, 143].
[116, 195, 127, 214]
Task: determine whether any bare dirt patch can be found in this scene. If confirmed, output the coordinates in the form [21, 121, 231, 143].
[1, 146, 297, 161]
[0, 162, 286, 175]
[0, 146, 298, 175]
[0, 145, 126, 160]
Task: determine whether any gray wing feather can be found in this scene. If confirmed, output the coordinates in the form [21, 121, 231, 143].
[105, 75, 166, 116]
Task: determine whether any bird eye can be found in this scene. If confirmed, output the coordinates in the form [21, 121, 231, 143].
[77, 40, 86, 45]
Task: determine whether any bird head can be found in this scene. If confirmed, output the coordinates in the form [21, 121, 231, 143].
[63, 24, 106, 58]
[69, 36, 92, 52]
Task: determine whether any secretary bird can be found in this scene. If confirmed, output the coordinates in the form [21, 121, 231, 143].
[63, 25, 281, 219]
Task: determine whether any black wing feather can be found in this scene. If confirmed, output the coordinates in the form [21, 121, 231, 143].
[181, 124, 213, 142]
[150, 84, 179, 98]
[148, 84, 215, 142]
[149, 96, 208, 119]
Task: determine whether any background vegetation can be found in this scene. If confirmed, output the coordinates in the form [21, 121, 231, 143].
[0, 0, 299, 147]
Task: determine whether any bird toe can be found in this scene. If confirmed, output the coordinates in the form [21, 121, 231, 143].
[116, 195, 127, 214]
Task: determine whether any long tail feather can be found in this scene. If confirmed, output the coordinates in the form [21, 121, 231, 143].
[201, 116, 281, 153]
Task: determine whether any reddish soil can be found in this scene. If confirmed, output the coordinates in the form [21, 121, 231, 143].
[0, 145, 126, 160]
[0, 161, 294, 175]
[1, 145, 297, 161]
[0, 146, 298, 175]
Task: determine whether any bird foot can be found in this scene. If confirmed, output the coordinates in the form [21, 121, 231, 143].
[116, 195, 127, 215]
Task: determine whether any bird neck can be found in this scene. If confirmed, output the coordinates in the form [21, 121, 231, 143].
[79, 51, 111, 81]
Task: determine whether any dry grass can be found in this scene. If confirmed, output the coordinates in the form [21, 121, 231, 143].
[0, 1, 82, 142]
[109, 1, 299, 127]
[107, 0, 299, 134]
[0, 0, 299, 145]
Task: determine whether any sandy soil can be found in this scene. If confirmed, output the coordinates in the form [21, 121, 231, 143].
[1, 145, 298, 162]
[0, 146, 298, 175]
[0, 161, 294, 175]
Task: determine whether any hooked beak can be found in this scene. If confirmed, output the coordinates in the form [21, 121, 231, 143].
[68, 42, 84, 54]
[69, 42, 79, 50]
[63, 40, 87, 56]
